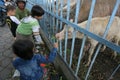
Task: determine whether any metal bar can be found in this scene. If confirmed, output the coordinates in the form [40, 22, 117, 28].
[27, 0, 35, 5]
[49, 0, 52, 39]
[52, 0, 55, 42]
[43, 0, 49, 37]
[46, 0, 49, 12]
[47, 0, 52, 39]
[48, 0, 52, 39]
[64, 26, 68, 62]
[44, 0, 48, 36]
[40, 0, 44, 7]
[50, 16, 53, 42]
[69, 0, 81, 67]
[76, 0, 96, 76]
[40, 0, 46, 36]
[108, 64, 120, 80]
[45, 11, 120, 53]
[59, 0, 64, 56]
[43, 0, 46, 9]
[85, 0, 120, 80]
[55, 0, 59, 33]
[64, 0, 71, 62]
[60, 0, 63, 29]
[49, 0, 52, 12]
[47, 0, 51, 38]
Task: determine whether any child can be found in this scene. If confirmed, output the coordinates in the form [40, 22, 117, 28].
[16, 5, 44, 44]
[15, 0, 30, 20]
[6, 5, 20, 39]
[12, 39, 58, 80]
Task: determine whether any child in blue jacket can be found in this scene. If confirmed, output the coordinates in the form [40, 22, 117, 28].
[12, 39, 58, 80]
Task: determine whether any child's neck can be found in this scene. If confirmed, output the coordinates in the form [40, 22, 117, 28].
[18, 7, 25, 11]
[7, 13, 10, 16]
[7, 13, 12, 16]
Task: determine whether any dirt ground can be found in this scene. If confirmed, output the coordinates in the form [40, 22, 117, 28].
[62, 38, 120, 80]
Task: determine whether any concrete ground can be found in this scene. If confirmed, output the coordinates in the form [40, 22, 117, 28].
[0, 25, 15, 80]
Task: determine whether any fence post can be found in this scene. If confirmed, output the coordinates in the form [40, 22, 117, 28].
[64, 0, 71, 62]
[59, 0, 64, 56]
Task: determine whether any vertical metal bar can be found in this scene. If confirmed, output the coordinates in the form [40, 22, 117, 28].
[60, 0, 63, 29]
[52, 0, 55, 42]
[85, 0, 120, 80]
[75, 0, 96, 76]
[59, 0, 64, 56]
[69, 0, 81, 67]
[41, 0, 46, 36]
[50, 17, 53, 42]
[49, 1, 53, 42]
[47, 0, 51, 38]
[64, 0, 71, 62]
[41, 0, 45, 32]
[45, 0, 49, 37]
[43, 0, 46, 9]
[49, 0, 52, 12]
[47, 0, 51, 39]
[55, 0, 59, 33]
[41, 0, 43, 6]
[42, 0, 45, 30]
[108, 64, 120, 80]
[46, 0, 49, 12]
[35, 0, 37, 5]
[64, 26, 68, 62]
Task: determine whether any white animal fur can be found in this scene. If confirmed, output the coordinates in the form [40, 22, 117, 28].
[56, 16, 120, 66]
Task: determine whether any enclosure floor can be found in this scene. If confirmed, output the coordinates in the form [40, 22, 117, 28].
[0, 25, 14, 80]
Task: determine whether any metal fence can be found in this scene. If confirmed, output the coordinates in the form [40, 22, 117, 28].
[26, 0, 120, 80]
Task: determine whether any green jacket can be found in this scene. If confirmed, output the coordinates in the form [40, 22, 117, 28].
[17, 16, 40, 35]
[15, 7, 30, 20]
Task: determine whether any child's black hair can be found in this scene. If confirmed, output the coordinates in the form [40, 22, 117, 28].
[31, 5, 45, 17]
[12, 39, 34, 60]
[6, 5, 16, 12]
[16, 0, 26, 6]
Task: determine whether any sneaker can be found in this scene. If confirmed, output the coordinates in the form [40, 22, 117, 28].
[13, 70, 20, 78]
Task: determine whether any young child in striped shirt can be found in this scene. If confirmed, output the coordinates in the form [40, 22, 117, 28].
[16, 5, 44, 44]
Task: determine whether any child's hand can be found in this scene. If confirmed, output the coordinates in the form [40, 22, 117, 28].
[54, 42, 58, 48]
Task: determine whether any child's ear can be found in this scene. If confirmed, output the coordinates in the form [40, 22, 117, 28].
[13, 54, 17, 60]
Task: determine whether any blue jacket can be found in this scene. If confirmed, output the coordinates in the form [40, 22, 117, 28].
[13, 48, 57, 80]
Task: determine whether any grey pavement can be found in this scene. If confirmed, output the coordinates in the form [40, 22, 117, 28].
[0, 25, 15, 80]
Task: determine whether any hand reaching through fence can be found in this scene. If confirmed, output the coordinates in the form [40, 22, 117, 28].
[54, 42, 58, 49]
